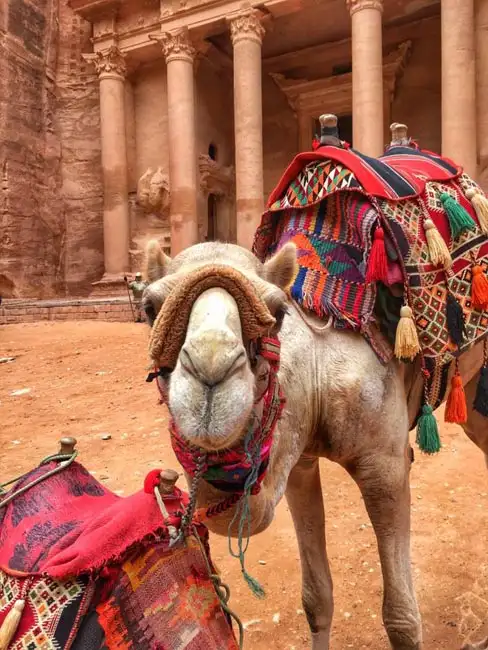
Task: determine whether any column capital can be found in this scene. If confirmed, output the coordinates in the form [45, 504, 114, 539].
[228, 10, 265, 46]
[346, 0, 383, 16]
[151, 29, 196, 64]
[82, 45, 127, 80]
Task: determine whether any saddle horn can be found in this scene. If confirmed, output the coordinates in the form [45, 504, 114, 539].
[390, 122, 410, 146]
[319, 114, 342, 147]
[59, 437, 77, 456]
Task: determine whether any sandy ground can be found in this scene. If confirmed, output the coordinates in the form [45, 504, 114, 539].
[1, 321, 487, 650]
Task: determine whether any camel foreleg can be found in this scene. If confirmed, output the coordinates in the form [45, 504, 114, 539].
[286, 455, 334, 650]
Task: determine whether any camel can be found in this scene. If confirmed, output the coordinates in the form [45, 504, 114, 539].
[142, 237, 487, 650]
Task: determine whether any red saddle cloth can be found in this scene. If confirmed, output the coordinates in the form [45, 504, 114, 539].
[267, 144, 461, 206]
[0, 461, 239, 650]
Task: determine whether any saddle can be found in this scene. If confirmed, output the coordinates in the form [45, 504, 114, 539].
[0, 438, 240, 650]
[253, 118, 488, 451]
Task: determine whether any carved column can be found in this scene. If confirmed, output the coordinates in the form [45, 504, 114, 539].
[229, 11, 265, 250]
[476, 0, 488, 188]
[442, 0, 477, 177]
[125, 79, 137, 193]
[84, 46, 130, 282]
[155, 29, 198, 255]
[346, 0, 384, 156]
[298, 110, 313, 152]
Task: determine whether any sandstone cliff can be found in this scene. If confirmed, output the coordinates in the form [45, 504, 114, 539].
[0, 0, 103, 298]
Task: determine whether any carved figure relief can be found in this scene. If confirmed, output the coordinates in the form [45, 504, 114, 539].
[198, 154, 234, 198]
[136, 167, 171, 218]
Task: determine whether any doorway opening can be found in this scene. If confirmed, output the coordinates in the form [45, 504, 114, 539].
[207, 193, 217, 241]
[208, 143, 218, 161]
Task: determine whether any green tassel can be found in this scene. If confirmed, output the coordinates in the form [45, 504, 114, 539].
[440, 192, 476, 239]
[416, 404, 441, 454]
[242, 570, 266, 599]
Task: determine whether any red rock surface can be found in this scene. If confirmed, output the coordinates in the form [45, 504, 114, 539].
[0, 0, 103, 299]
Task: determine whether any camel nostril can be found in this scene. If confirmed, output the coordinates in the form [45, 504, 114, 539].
[180, 336, 246, 387]
[180, 346, 200, 379]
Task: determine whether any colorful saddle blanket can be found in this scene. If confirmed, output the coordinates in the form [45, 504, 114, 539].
[0, 461, 239, 650]
[253, 144, 488, 405]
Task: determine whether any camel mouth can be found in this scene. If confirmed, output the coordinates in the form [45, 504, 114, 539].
[168, 365, 255, 452]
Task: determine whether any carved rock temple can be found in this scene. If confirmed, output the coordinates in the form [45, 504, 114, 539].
[1, 0, 487, 299]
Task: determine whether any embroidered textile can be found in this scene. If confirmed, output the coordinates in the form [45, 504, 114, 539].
[266, 145, 461, 209]
[0, 460, 238, 650]
[378, 177, 488, 364]
[0, 461, 189, 578]
[254, 190, 388, 358]
[0, 570, 92, 650]
[78, 538, 239, 650]
[254, 145, 488, 393]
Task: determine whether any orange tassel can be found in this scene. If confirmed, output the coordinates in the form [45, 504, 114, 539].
[471, 264, 488, 311]
[445, 372, 467, 424]
[366, 226, 388, 283]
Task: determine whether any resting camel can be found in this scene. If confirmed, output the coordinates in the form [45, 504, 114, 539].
[142, 237, 487, 650]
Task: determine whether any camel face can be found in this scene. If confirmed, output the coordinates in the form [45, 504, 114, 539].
[168, 285, 256, 451]
[143, 240, 297, 451]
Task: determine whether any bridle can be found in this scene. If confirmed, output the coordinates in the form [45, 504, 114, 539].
[145, 264, 287, 596]
[147, 335, 285, 516]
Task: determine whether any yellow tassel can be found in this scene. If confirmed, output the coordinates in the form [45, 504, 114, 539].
[423, 218, 452, 269]
[0, 600, 25, 650]
[395, 305, 421, 361]
[465, 188, 488, 235]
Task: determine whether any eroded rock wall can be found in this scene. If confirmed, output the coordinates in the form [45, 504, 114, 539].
[56, 0, 104, 295]
[0, 0, 103, 299]
[0, 0, 63, 298]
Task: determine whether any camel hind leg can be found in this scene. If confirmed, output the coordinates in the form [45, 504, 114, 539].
[459, 371, 488, 650]
[346, 446, 422, 649]
[462, 370, 488, 461]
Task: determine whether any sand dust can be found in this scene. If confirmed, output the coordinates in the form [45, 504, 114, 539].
[1, 321, 487, 649]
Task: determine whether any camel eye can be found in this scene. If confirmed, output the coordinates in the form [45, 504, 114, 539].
[274, 305, 288, 329]
[143, 299, 157, 326]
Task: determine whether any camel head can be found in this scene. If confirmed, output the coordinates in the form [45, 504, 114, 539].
[142, 240, 297, 452]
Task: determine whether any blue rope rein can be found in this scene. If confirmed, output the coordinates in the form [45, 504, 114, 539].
[227, 412, 266, 598]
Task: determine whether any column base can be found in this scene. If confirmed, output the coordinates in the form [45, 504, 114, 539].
[90, 274, 129, 297]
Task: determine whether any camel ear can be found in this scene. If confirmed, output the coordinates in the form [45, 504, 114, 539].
[262, 242, 298, 291]
[144, 239, 171, 283]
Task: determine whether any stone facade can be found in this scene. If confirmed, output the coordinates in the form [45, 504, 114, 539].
[1, 0, 487, 298]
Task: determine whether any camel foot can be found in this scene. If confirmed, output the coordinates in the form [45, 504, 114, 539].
[461, 637, 488, 650]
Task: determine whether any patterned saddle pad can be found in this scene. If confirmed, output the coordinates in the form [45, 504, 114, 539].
[254, 145, 488, 382]
[0, 461, 238, 650]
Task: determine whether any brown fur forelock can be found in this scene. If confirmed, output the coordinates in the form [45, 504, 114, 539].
[148, 264, 276, 369]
